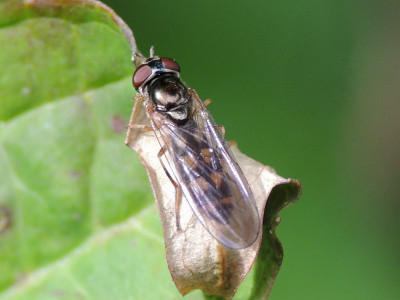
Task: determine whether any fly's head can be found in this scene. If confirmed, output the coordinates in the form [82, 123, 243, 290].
[132, 57, 191, 125]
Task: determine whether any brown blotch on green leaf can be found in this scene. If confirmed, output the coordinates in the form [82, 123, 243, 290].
[0, 205, 13, 234]
[111, 115, 127, 134]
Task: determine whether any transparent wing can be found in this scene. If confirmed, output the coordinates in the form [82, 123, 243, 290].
[152, 95, 260, 249]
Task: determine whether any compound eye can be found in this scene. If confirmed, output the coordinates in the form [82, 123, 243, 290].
[161, 57, 180, 73]
[133, 64, 152, 90]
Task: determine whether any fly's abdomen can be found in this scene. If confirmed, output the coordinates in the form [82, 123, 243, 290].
[177, 142, 235, 225]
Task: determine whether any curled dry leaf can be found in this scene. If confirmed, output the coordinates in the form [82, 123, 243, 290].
[126, 98, 301, 299]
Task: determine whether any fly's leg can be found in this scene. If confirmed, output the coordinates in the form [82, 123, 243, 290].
[129, 124, 153, 131]
[135, 93, 146, 103]
[203, 99, 212, 107]
[158, 146, 183, 231]
[188, 88, 227, 144]
[214, 125, 226, 139]
[216, 127, 238, 148]
[127, 94, 152, 132]
[188, 90, 225, 136]
[125, 92, 153, 145]
[125, 124, 153, 146]
[189, 89, 212, 109]
[125, 123, 153, 145]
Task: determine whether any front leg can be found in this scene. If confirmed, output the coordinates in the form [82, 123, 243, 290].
[129, 124, 153, 132]
[158, 146, 182, 231]
[125, 123, 153, 146]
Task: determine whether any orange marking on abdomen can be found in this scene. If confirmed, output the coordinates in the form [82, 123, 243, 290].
[220, 197, 233, 205]
[182, 153, 197, 168]
[211, 172, 224, 187]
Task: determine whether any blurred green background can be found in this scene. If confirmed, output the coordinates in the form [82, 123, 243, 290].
[103, 0, 400, 299]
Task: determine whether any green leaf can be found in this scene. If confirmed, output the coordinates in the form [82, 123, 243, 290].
[235, 181, 301, 299]
[0, 1, 300, 299]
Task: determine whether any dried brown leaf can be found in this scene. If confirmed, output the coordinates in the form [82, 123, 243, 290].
[126, 98, 301, 299]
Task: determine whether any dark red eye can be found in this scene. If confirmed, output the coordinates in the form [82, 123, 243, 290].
[133, 64, 152, 90]
[161, 57, 180, 73]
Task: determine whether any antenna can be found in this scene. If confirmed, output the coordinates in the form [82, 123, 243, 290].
[149, 46, 155, 58]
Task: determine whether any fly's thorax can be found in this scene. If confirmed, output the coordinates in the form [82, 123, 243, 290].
[146, 74, 192, 125]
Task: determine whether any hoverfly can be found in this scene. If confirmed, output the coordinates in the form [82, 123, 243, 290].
[131, 49, 260, 249]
